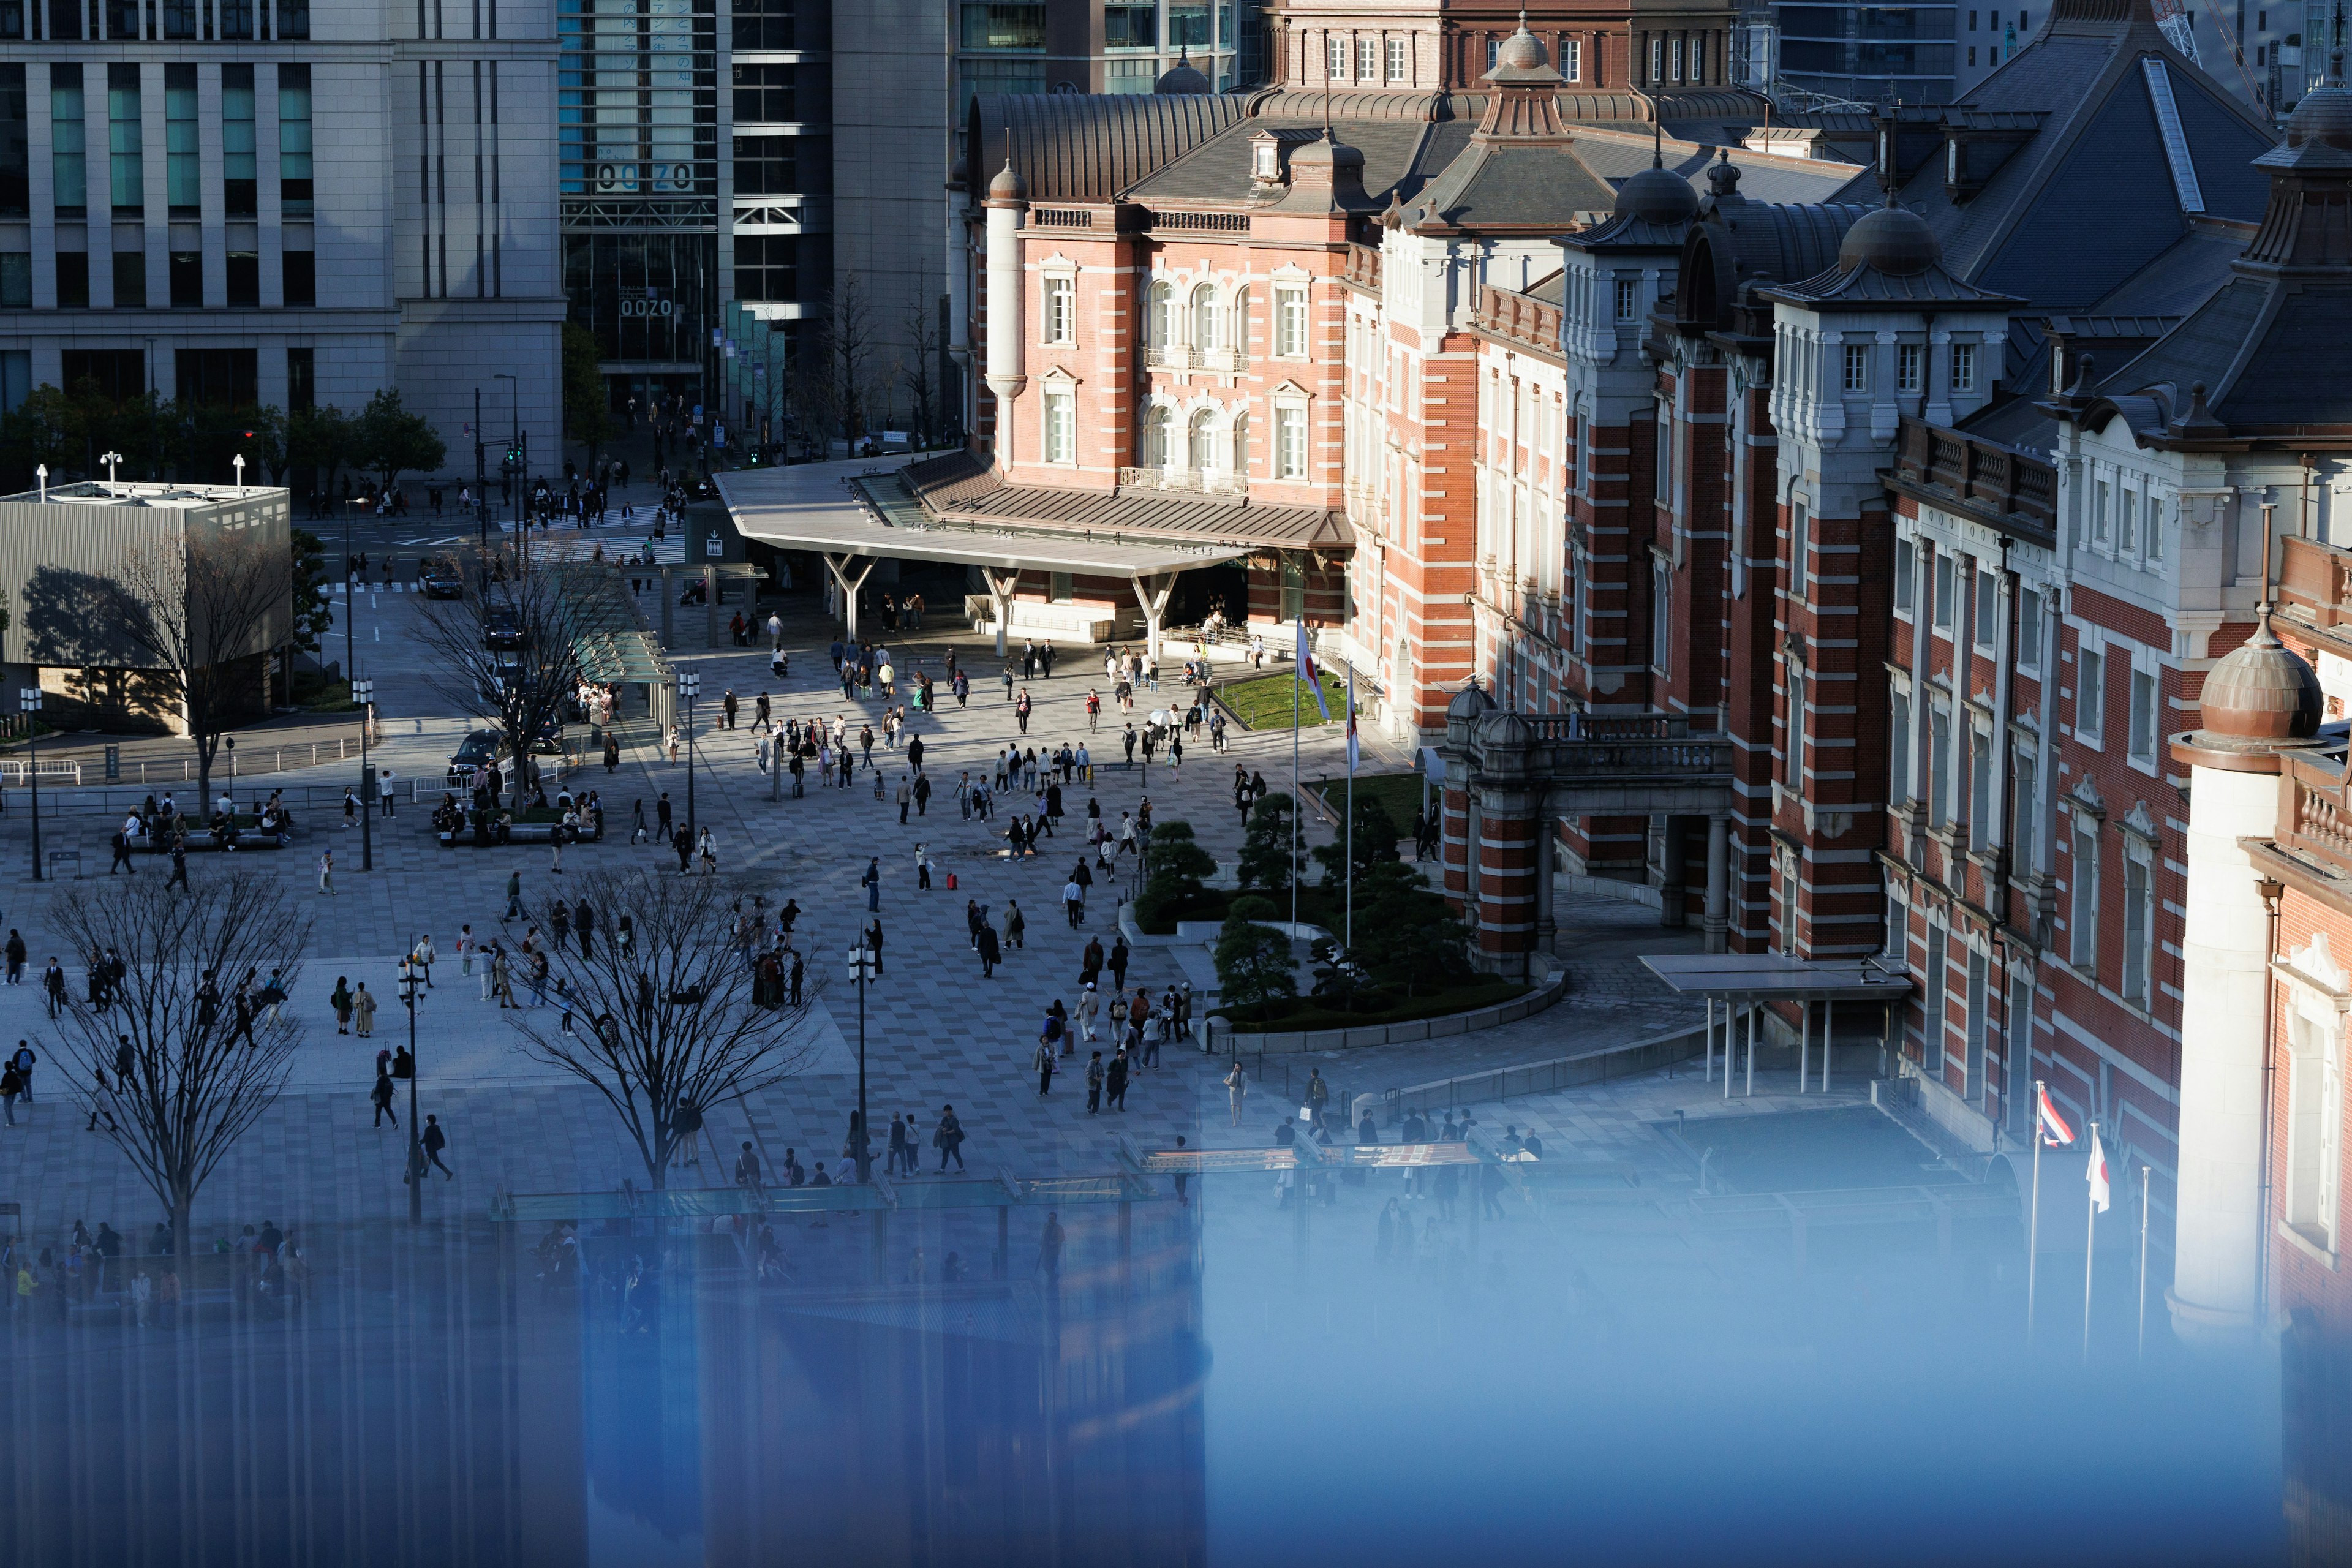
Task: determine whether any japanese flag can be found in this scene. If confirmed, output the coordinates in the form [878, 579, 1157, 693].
[2087, 1123, 2111, 1214]
[1345, 666, 1359, 775]
[1296, 620, 1331, 721]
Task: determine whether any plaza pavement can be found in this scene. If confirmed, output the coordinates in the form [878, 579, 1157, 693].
[0, 543, 1801, 1257]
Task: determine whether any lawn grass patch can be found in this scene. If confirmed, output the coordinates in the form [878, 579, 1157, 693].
[1218, 670, 1349, 730]
[1214, 975, 1529, 1033]
[1305, 771, 1427, 831]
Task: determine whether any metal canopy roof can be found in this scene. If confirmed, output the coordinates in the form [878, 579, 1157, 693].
[717, 457, 1250, 578]
[1643, 953, 1915, 1003]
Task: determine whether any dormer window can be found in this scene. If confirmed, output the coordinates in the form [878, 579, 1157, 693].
[1251, 133, 1281, 185]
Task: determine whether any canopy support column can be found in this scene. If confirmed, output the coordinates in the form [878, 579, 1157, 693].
[823, 553, 878, 640]
[1823, 998, 1834, 1093]
[1129, 571, 1178, 670]
[984, 568, 1021, 657]
[1800, 1001, 1811, 1095]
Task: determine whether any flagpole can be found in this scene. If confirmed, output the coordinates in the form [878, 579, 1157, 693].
[2083, 1119, 2100, 1365]
[1291, 649, 1300, 934]
[1345, 670, 1355, 951]
[2136, 1163, 2151, 1360]
[2027, 1078, 2045, 1348]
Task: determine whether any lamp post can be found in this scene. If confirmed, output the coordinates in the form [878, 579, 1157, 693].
[20, 689, 41, 881]
[100, 450, 123, 486]
[846, 939, 878, 1183]
[494, 372, 523, 568]
[398, 956, 424, 1224]
[352, 677, 375, 872]
[677, 671, 700, 837]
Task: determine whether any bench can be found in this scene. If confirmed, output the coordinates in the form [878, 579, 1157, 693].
[437, 818, 606, 848]
[141, 829, 290, 851]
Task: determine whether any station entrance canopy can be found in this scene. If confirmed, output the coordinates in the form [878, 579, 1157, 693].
[714, 453, 1350, 657]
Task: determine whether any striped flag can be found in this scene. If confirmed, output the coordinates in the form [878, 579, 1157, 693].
[1345, 666, 1359, 775]
[1295, 620, 1331, 721]
[2038, 1084, 2076, 1147]
[2087, 1123, 2111, 1213]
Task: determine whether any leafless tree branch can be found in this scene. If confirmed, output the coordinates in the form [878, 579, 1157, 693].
[108, 530, 289, 808]
[410, 544, 584, 785]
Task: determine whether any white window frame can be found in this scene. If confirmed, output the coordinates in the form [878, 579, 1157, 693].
[1357, 36, 1378, 79]
[1973, 565, 1997, 652]
[1649, 36, 1664, 80]
[1561, 36, 1581, 80]
[1932, 551, 1954, 631]
[1964, 941, 1990, 1103]
[1929, 700, 1952, 824]
[2121, 833, 2155, 1006]
[2127, 658, 2158, 769]
[2069, 816, 2101, 973]
[2011, 744, 2038, 870]
[2285, 1001, 2345, 1253]
[1273, 399, 1308, 480]
[1898, 341, 1923, 394]
[1650, 554, 1672, 674]
[1042, 384, 1076, 466]
[2092, 473, 2111, 546]
[1327, 36, 1348, 78]
[1613, 276, 1638, 322]
[1951, 341, 1977, 393]
[2076, 640, 2105, 747]
[1923, 921, 1948, 1074]
[2149, 492, 2168, 565]
[1041, 272, 1076, 347]
[1386, 35, 1407, 80]
[1894, 535, 1916, 618]
[1890, 685, 1912, 803]
[1842, 342, 1871, 394]
[2018, 584, 2043, 674]
[1274, 282, 1309, 358]
[1790, 499, 1810, 598]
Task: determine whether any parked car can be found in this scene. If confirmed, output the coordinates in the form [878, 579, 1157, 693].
[420, 557, 464, 598]
[680, 475, 716, 502]
[483, 603, 524, 649]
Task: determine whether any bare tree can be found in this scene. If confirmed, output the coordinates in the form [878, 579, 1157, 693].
[50, 873, 312, 1266]
[504, 869, 820, 1191]
[901, 291, 944, 449]
[412, 543, 582, 788]
[832, 271, 877, 447]
[109, 524, 292, 811]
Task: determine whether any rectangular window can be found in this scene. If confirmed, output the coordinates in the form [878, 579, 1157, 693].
[277, 0, 307, 36]
[731, 136, 802, 196]
[111, 249, 145, 308]
[1670, 35, 1683, 79]
[2122, 850, 2153, 1004]
[1930, 704, 1951, 823]
[1613, 276, 1637, 321]
[2019, 586, 2043, 671]
[1898, 342, 1923, 394]
[1965, 944, 1990, 1102]
[51, 66, 86, 214]
[281, 250, 316, 306]
[0, 66, 23, 218]
[1651, 556, 1671, 673]
[1842, 342, 1869, 393]
[222, 65, 257, 216]
[54, 249, 88, 307]
[1357, 37, 1377, 78]
[2078, 646, 2105, 742]
[0, 352, 26, 417]
[277, 64, 311, 218]
[1891, 690, 1912, 802]
[1786, 669, 1806, 786]
[174, 347, 256, 405]
[1932, 552, 1954, 630]
[2149, 496, 2167, 563]
[107, 64, 141, 215]
[1327, 37, 1348, 77]
[1275, 405, 1306, 479]
[169, 248, 201, 306]
[1649, 36, 1663, 80]
[1104, 2, 1156, 45]
[1790, 500, 1809, 597]
[1952, 341, 1977, 392]
[2120, 488, 2139, 556]
[1970, 727, 1992, 846]
[2093, 477, 2111, 544]
[0, 252, 26, 307]
[2285, 1012, 2344, 1250]
[1561, 37, 1581, 80]
[1275, 285, 1307, 357]
[219, 0, 250, 39]
[1387, 37, 1407, 80]
[732, 62, 799, 122]
[1049, 571, 1074, 603]
[165, 64, 198, 213]
[1042, 276, 1073, 345]
[1895, 536, 1915, 616]
[2070, 825, 2100, 971]
[2013, 751, 2037, 869]
[734, 235, 798, 302]
[1281, 556, 1305, 621]
[162, 0, 195, 34]
[1923, 924, 1948, 1074]
[1886, 888, 1909, 962]
[1042, 386, 1074, 464]
[1974, 567, 1997, 647]
[287, 346, 314, 412]
[1780, 858, 1799, 953]
[2128, 666, 2156, 762]
[225, 249, 258, 307]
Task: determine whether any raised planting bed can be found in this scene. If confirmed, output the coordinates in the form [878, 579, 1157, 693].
[1215, 670, 1350, 731]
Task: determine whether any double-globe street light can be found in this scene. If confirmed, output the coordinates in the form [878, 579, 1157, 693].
[352, 678, 376, 872]
[20, 688, 41, 881]
[398, 956, 424, 1223]
[677, 671, 700, 839]
[846, 939, 878, 1183]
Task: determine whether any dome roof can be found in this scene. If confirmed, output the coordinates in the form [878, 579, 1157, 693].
[2199, 616, 2323, 742]
[948, 155, 969, 187]
[1616, 158, 1698, 225]
[1446, 684, 1494, 722]
[1289, 135, 1364, 171]
[2283, 77, 2352, 151]
[1154, 51, 1212, 94]
[1493, 24, 1547, 71]
[1477, 709, 1534, 748]
[987, 160, 1027, 201]
[1837, 201, 1940, 277]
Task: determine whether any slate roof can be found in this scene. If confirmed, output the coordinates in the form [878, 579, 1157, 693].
[965, 94, 1250, 205]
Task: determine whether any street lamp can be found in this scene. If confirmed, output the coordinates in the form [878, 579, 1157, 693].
[845, 940, 878, 1183]
[20, 689, 41, 882]
[677, 671, 700, 837]
[493, 372, 523, 557]
[352, 677, 376, 872]
[398, 956, 424, 1224]
[100, 450, 123, 486]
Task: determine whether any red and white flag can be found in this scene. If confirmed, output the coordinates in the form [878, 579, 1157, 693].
[2087, 1123, 2111, 1213]
[1345, 666, 1359, 775]
[1295, 620, 1331, 721]
[2038, 1085, 2076, 1147]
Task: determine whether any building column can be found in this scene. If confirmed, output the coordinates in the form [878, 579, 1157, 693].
[1129, 571, 1177, 669]
[1471, 783, 1542, 982]
[1705, 812, 1730, 954]
[2169, 762, 2283, 1346]
[984, 567, 1020, 656]
[1659, 815, 1688, 928]
[823, 552, 877, 640]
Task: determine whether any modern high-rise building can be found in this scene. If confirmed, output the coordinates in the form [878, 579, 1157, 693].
[0, 0, 564, 475]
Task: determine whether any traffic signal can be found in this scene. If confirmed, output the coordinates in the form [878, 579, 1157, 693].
[500, 444, 524, 475]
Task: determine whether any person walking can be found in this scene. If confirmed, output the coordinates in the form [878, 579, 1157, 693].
[1077, 982, 1100, 1045]
[42, 959, 64, 1019]
[1109, 935, 1131, 993]
[370, 1068, 398, 1128]
[421, 1114, 453, 1178]
[914, 842, 932, 890]
[7, 1042, 34, 1107]
[1224, 1060, 1248, 1126]
[1015, 688, 1033, 735]
[977, 921, 1001, 978]
[933, 1105, 965, 1170]
[317, 849, 334, 895]
[1084, 1050, 1104, 1114]
[862, 857, 881, 912]
[503, 869, 524, 924]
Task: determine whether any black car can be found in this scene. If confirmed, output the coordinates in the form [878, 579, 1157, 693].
[483, 604, 524, 649]
[680, 475, 716, 502]
[420, 557, 464, 598]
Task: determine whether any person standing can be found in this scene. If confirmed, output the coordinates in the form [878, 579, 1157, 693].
[8, 1041, 34, 1106]
[862, 857, 881, 912]
[914, 843, 932, 891]
[1083, 1050, 1104, 1114]
[1034, 1039, 1057, 1098]
[317, 849, 334, 895]
[977, 921, 1001, 979]
[331, 976, 354, 1035]
[1106, 1048, 1129, 1112]
[421, 1114, 453, 1178]
[1224, 1060, 1248, 1126]
[1077, 982, 1100, 1045]
[42, 959, 64, 1019]
[503, 869, 524, 924]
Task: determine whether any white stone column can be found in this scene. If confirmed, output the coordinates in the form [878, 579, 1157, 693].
[2169, 763, 2279, 1345]
[982, 164, 1027, 462]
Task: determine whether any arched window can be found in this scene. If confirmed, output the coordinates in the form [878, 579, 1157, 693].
[1191, 284, 1218, 354]
[1147, 281, 1175, 350]
[1231, 410, 1251, 476]
[1232, 287, 1253, 360]
[1189, 408, 1217, 471]
[1144, 404, 1174, 468]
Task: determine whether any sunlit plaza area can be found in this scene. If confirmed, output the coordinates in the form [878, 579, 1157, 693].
[9, 0, 2352, 1554]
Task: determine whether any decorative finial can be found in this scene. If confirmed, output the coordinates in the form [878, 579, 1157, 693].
[1651, 119, 1664, 168]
